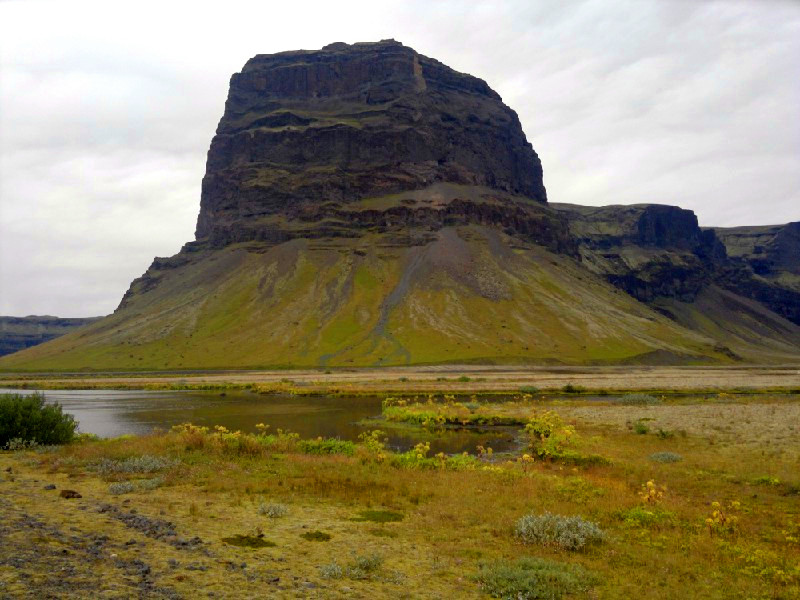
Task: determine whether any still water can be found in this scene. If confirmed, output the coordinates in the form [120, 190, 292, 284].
[1, 388, 518, 455]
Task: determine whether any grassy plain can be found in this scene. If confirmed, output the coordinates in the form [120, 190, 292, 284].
[2, 365, 799, 394]
[1, 389, 799, 598]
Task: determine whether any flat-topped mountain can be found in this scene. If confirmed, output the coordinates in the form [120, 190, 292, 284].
[1, 41, 798, 370]
[197, 39, 547, 247]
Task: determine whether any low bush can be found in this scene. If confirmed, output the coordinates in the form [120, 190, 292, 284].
[319, 554, 383, 580]
[561, 384, 585, 394]
[514, 512, 604, 551]
[258, 502, 288, 518]
[0, 393, 77, 447]
[475, 557, 594, 599]
[615, 393, 661, 405]
[649, 451, 683, 463]
[97, 455, 178, 475]
[620, 505, 675, 528]
[297, 437, 355, 456]
[108, 477, 163, 495]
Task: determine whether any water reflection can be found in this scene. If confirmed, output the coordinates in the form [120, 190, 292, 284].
[0, 388, 518, 455]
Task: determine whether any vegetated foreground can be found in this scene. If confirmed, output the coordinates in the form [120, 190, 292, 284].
[1, 392, 799, 598]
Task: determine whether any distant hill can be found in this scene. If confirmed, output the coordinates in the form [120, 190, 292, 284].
[0, 316, 103, 357]
[1, 40, 797, 370]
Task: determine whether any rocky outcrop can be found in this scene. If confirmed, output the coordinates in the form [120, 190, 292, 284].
[552, 203, 726, 302]
[712, 222, 800, 324]
[553, 204, 800, 325]
[0, 316, 102, 357]
[196, 40, 546, 244]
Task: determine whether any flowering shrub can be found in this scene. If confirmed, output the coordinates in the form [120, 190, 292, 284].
[639, 480, 666, 505]
[706, 500, 740, 536]
[524, 411, 577, 460]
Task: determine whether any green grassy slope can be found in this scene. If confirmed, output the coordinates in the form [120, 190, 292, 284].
[0, 225, 745, 370]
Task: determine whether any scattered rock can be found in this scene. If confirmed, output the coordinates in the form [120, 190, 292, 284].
[44, 484, 56, 490]
[59, 490, 82, 499]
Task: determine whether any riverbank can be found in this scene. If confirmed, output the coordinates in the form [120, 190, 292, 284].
[1, 365, 799, 395]
[1, 394, 798, 598]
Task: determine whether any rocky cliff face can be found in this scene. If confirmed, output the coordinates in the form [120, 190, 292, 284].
[712, 222, 800, 324]
[0, 316, 101, 357]
[196, 40, 547, 246]
[552, 203, 726, 303]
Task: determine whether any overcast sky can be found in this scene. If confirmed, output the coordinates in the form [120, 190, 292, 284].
[1, 0, 798, 317]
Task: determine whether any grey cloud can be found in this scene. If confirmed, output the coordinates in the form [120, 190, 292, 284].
[1, 0, 798, 316]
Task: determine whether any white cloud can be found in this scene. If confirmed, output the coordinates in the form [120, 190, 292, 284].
[1, 0, 798, 316]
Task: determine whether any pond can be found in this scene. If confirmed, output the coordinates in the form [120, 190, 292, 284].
[0, 388, 518, 455]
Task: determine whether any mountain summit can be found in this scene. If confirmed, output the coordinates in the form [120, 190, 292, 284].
[2, 41, 798, 369]
[196, 40, 547, 247]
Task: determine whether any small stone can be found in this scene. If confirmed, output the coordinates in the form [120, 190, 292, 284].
[60, 490, 82, 499]
[44, 484, 56, 490]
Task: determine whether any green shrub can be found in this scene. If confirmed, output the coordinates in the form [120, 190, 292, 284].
[561, 384, 584, 394]
[0, 393, 77, 447]
[475, 557, 594, 599]
[524, 412, 576, 460]
[519, 386, 539, 394]
[108, 477, 163, 495]
[514, 512, 604, 551]
[297, 437, 355, 455]
[258, 502, 288, 518]
[319, 562, 343, 579]
[319, 555, 383, 580]
[649, 452, 683, 463]
[619, 505, 675, 529]
[97, 455, 177, 474]
[615, 393, 661, 405]
[633, 420, 649, 435]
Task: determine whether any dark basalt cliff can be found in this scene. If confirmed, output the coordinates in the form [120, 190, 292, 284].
[196, 40, 547, 246]
[552, 203, 727, 303]
[554, 203, 800, 325]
